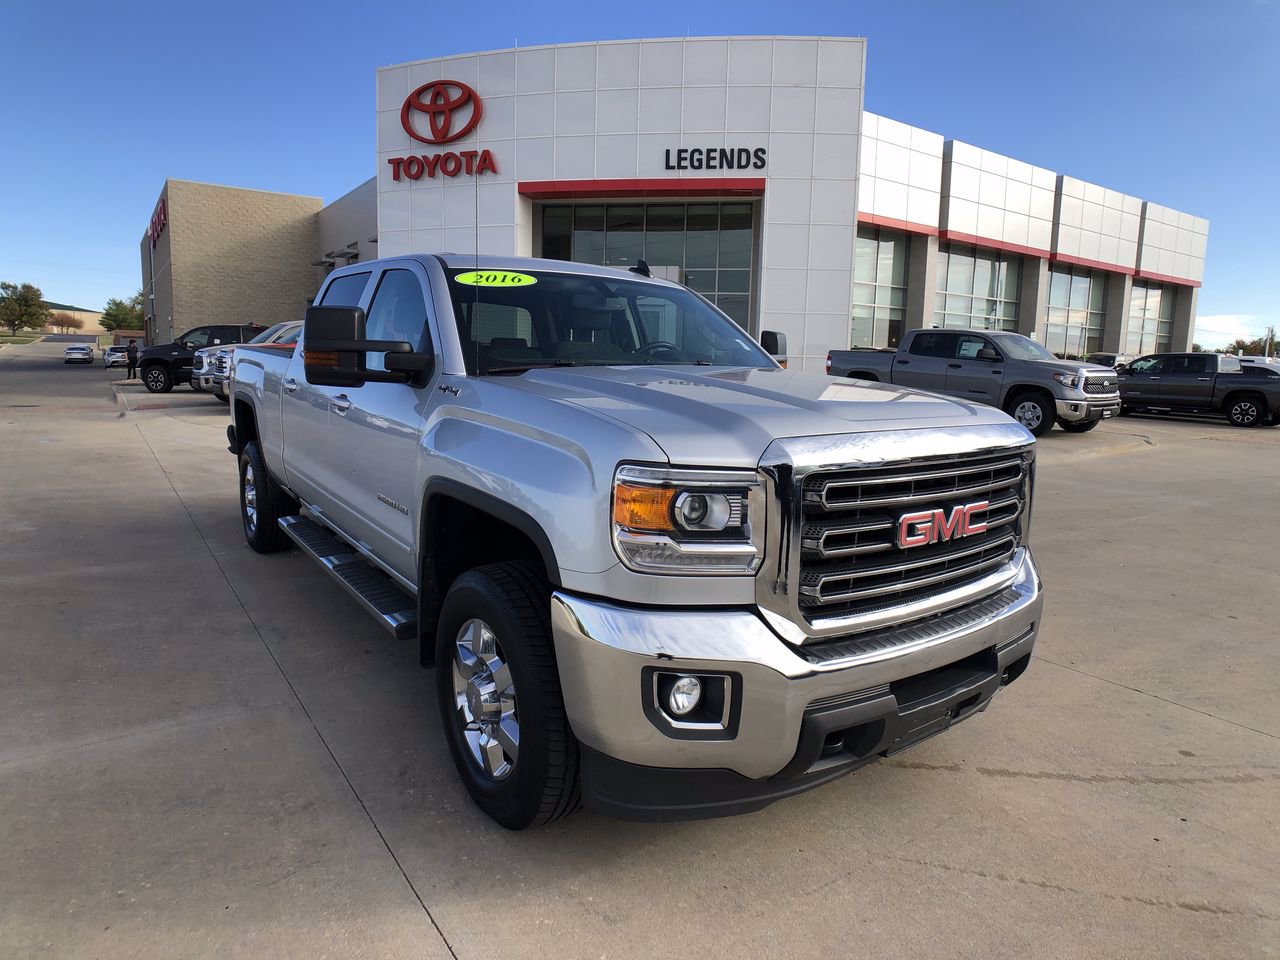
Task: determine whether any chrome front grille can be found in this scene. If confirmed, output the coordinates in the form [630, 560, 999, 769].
[213, 354, 228, 374]
[796, 450, 1027, 623]
[1083, 376, 1118, 395]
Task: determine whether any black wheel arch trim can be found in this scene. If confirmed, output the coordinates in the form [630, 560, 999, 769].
[421, 478, 562, 588]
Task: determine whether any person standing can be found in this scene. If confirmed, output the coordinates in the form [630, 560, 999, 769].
[125, 339, 139, 380]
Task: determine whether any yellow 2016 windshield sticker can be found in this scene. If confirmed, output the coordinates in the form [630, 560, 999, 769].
[454, 270, 537, 287]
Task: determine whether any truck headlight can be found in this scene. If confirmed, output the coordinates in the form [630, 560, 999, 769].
[612, 465, 763, 575]
[1052, 372, 1080, 389]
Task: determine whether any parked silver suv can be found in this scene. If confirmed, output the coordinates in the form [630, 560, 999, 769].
[229, 255, 1043, 828]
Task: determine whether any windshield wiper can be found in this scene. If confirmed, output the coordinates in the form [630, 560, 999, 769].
[484, 359, 582, 375]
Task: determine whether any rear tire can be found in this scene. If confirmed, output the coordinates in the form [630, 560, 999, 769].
[435, 562, 580, 830]
[1007, 391, 1055, 437]
[238, 441, 292, 553]
[1226, 394, 1266, 428]
[1058, 417, 1101, 433]
[143, 364, 172, 393]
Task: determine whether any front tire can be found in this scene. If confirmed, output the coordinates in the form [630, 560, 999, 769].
[1058, 417, 1101, 433]
[435, 563, 580, 830]
[1008, 391, 1055, 437]
[238, 441, 291, 553]
[143, 364, 172, 393]
[1226, 395, 1265, 428]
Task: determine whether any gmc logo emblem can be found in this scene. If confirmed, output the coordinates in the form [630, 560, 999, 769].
[898, 501, 990, 549]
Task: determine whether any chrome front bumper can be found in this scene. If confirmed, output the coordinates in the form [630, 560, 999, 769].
[552, 547, 1042, 784]
[1056, 396, 1121, 421]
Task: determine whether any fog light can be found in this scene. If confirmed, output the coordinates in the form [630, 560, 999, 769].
[668, 676, 702, 716]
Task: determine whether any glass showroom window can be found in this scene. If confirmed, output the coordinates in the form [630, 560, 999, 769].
[541, 202, 756, 331]
[1043, 265, 1105, 358]
[852, 226, 907, 347]
[933, 243, 1021, 330]
[1126, 282, 1175, 354]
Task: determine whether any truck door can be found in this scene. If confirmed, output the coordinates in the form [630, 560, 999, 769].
[1121, 355, 1168, 404]
[945, 333, 1004, 406]
[281, 271, 372, 513]
[323, 262, 439, 584]
[1157, 354, 1213, 408]
[895, 331, 953, 392]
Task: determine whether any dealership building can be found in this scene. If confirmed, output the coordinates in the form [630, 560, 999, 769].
[141, 36, 1208, 369]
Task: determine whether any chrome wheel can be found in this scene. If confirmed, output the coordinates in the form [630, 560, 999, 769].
[451, 618, 518, 781]
[242, 462, 258, 536]
[1013, 400, 1044, 430]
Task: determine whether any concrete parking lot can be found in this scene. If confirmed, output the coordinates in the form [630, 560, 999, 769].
[2, 337, 1277, 959]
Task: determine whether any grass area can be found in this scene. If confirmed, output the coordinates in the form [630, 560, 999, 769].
[0, 335, 39, 345]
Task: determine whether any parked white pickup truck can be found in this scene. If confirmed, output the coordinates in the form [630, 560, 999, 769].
[229, 254, 1043, 829]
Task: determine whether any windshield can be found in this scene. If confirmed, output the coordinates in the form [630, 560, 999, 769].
[443, 267, 774, 375]
[991, 333, 1058, 362]
[249, 322, 290, 344]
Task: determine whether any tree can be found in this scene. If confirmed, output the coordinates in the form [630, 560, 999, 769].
[1191, 343, 1204, 353]
[100, 290, 145, 332]
[48, 312, 85, 334]
[0, 281, 50, 336]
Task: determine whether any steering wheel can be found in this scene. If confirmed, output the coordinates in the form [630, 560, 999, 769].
[636, 341, 681, 355]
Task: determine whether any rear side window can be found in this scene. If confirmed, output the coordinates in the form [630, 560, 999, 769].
[321, 272, 371, 307]
[1168, 355, 1209, 374]
[909, 332, 954, 358]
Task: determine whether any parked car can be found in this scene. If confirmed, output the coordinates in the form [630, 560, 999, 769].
[827, 329, 1121, 436]
[139, 323, 266, 394]
[1085, 351, 1136, 370]
[1119, 353, 1280, 427]
[229, 254, 1043, 829]
[195, 321, 301, 403]
[103, 345, 130, 368]
[63, 344, 94, 364]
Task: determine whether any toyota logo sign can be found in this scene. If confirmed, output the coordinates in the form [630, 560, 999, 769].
[400, 80, 483, 145]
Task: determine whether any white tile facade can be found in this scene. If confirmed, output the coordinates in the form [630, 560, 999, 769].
[940, 141, 1056, 253]
[377, 37, 867, 371]
[1052, 176, 1142, 271]
[857, 113, 942, 230]
[1137, 202, 1209, 284]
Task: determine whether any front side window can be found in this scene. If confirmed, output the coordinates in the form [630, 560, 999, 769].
[364, 269, 430, 371]
[179, 327, 211, 348]
[1127, 356, 1166, 375]
[444, 268, 772, 375]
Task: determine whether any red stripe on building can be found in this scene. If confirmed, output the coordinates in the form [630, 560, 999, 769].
[938, 229, 1051, 260]
[517, 178, 766, 200]
[1135, 269, 1202, 289]
[858, 213, 939, 237]
[1048, 251, 1136, 277]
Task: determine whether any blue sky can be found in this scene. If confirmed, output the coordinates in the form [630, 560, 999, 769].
[2, 0, 1275, 346]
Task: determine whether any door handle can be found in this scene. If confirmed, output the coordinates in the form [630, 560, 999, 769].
[896, 359, 909, 365]
[1147, 376, 1161, 381]
[331, 394, 352, 413]
[1197, 377, 1211, 381]
[283, 377, 298, 392]
[947, 363, 962, 369]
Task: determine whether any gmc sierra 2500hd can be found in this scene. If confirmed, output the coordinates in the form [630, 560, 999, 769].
[827, 329, 1121, 436]
[229, 254, 1043, 829]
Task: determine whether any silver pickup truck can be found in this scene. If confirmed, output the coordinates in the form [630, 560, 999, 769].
[228, 254, 1043, 829]
[827, 329, 1121, 436]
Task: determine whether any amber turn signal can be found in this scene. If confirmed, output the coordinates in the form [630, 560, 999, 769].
[613, 483, 676, 532]
[304, 350, 339, 368]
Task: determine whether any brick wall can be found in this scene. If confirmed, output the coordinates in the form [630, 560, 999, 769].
[163, 180, 322, 335]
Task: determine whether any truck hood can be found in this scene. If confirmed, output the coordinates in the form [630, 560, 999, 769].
[503, 365, 1023, 466]
[1023, 358, 1117, 378]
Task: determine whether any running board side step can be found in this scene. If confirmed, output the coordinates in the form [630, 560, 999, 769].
[278, 515, 418, 641]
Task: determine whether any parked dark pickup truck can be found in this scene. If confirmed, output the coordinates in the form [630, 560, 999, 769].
[139, 322, 266, 393]
[1119, 352, 1280, 427]
[827, 329, 1121, 437]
